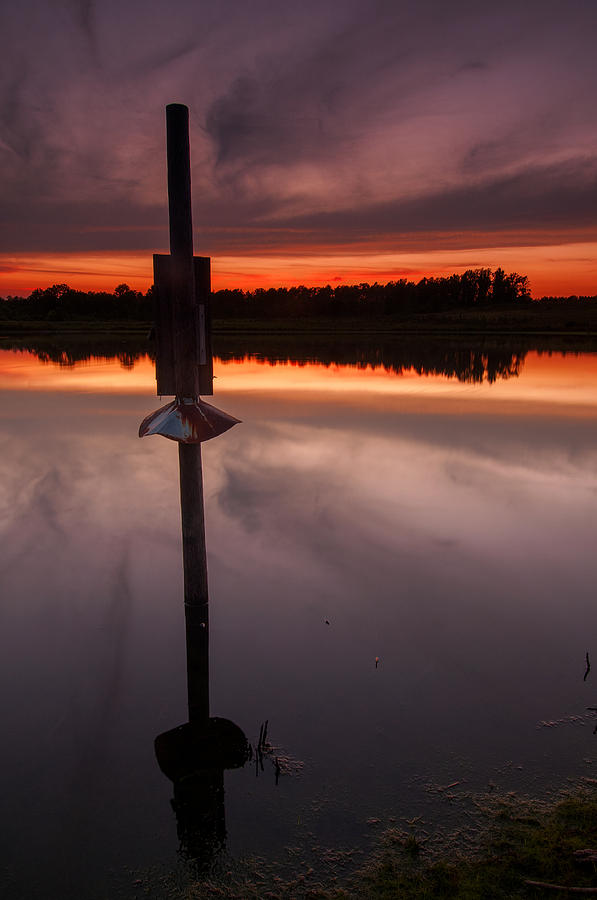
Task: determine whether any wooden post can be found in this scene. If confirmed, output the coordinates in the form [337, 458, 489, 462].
[166, 103, 209, 724]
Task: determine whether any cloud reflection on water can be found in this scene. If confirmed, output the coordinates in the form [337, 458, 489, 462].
[2, 347, 597, 892]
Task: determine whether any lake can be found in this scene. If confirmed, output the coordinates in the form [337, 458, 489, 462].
[2, 339, 597, 897]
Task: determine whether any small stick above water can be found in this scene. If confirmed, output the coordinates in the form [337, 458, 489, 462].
[524, 881, 597, 894]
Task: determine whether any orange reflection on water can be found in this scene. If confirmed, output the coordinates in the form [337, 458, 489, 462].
[0, 350, 157, 393]
[213, 352, 597, 418]
[1, 349, 597, 417]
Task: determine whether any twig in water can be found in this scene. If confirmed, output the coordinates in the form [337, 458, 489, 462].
[524, 880, 597, 893]
[255, 720, 271, 775]
[585, 652, 591, 682]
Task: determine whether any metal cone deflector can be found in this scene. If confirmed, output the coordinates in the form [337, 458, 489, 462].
[139, 398, 241, 444]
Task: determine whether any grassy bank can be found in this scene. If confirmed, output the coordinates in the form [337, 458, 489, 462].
[350, 791, 597, 900]
[212, 302, 597, 337]
[4, 298, 597, 339]
[140, 787, 597, 899]
[0, 319, 152, 336]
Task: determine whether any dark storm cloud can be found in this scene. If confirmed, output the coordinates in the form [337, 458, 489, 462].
[204, 5, 413, 169]
[202, 0, 587, 172]
[206, 75, 325, 167]
[2, 156, 595, 256]
[68, 0, 98, 53]
[263, 156, 597, 241]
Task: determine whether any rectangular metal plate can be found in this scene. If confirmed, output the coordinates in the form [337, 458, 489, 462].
[153, 254, 213, 397]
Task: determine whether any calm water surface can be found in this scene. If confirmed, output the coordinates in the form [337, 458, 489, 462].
[2, 344, 597, 897]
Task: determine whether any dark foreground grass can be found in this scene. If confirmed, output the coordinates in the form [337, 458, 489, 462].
[351, 792, 597, 899]
[139, 788, 597, 899]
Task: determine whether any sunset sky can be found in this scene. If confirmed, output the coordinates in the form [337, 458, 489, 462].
[1, 0, 596, 297]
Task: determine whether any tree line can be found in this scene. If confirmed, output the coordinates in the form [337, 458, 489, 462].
[214, 268, 534, 318]
[0, 268, 552, 322]
[0, 282, 148, 322]
[2, 269, 596, 323]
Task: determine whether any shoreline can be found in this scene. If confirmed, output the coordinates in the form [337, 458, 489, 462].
[133, 782, 597, 899]
[3, 320, 597, 339]
[4, 324, 597, 360]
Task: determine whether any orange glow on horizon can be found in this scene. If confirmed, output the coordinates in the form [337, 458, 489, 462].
[0, 253, 153, 296]
[1, 240, 596, 298]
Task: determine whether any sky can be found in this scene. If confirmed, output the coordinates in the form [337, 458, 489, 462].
[1, 0, 596, 297]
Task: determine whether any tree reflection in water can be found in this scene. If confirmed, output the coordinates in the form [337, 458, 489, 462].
[2, 335, 535, 383]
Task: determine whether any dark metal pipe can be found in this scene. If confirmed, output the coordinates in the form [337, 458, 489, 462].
[153, 104, 248, 865]
[179, 442, 210, 723]
[166, 103, 193, 260]
[166, 103, 198, 399]
[166, 104, 209, 721]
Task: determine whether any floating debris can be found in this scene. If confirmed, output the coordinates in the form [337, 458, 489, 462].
[275, 753, 304, 777]
[538, 711, 597, 728]
[426, 779, 466, 795]
[585, 652, 591, 682]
